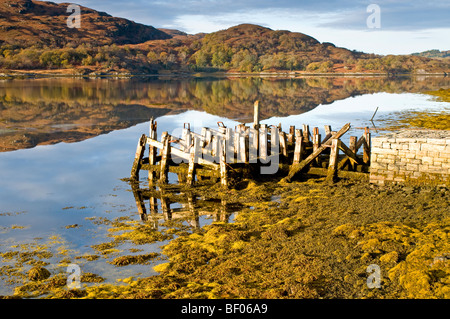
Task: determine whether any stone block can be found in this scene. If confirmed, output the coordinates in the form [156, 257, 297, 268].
[409, 143, 421, 152]
[406, 164, 419, 171]
[427, 139, 447, 145]
[371, 162, 387, 170]
[396, 138, 415, 143]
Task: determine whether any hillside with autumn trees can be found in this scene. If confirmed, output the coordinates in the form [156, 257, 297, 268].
[0, 0, 449, 75]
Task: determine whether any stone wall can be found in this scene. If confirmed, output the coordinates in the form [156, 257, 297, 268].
[369, 130, 450, 186]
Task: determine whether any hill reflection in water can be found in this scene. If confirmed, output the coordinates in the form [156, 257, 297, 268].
[0, 75, 449, 152]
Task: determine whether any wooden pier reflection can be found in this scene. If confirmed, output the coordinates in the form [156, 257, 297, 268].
[131, 183, 239, 229]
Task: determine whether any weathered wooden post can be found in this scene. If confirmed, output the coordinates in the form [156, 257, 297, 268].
[253, 100, 260, 129]
[159, 132, 170, 184]
[288, 126, 295, 144]
[259, 124, 268, 163]
[182, 123, 192, 154]
[363, 127, 371, 164]
[349, 136, 357, 171]
[313, 127, 321, 166]
[279, 130, 288, 158]
[285, 123, 350, 182]
[302, 124, 310, 144]
[326, 139, 340, 183]
[220, 139, 228, 188]
[148, 118, 157, 183]
[131, 183, 147, 220]
[187, 137, 199, 186]
[293, 129, 303, 164]
[249, 127, 258, 163]
[239, 132, 248, 163]
[161, 196, 171, 220]
[131, 134, 146, 180]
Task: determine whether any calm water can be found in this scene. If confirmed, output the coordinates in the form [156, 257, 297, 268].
[0, 76, 449, 295]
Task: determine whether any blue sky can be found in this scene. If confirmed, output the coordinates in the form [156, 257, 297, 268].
[58, 0, 449, 55]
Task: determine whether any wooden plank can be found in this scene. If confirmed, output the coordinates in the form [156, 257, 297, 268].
[338, 140, 362, 165]
[324, 125, 332, 135]
[285, 123, 350, 182]
[159, 132, 170, 184]
[293, 130, 303, 164]
[147, 137, 218, 168]
[326, 138, 339, 183]
[307, 167, 369, 181]
[356, 135, 365, 152]
[130, 134, 146, 180]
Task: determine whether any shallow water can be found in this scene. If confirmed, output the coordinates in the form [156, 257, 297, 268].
[0, 76, 449, 296]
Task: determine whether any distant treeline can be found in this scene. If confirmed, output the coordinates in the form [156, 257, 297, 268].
[1, 25, 449, 74]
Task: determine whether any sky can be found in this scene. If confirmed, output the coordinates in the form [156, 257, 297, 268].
[57, 0, 449, 55]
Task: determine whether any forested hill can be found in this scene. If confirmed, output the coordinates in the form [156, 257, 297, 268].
[0, 0, 171, 47]
[0, 1, 448, 75]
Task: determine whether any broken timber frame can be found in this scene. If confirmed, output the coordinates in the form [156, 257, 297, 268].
[131, 106, 371, 188]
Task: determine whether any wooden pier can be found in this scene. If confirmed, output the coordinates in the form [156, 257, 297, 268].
[130, 101, 371, 188]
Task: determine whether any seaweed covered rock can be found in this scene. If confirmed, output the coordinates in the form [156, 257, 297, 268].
[27, 266, 50, 281]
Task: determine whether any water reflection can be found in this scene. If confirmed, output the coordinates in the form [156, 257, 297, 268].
[1, 76, 449, 152]
[131, 182, 239, 229]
